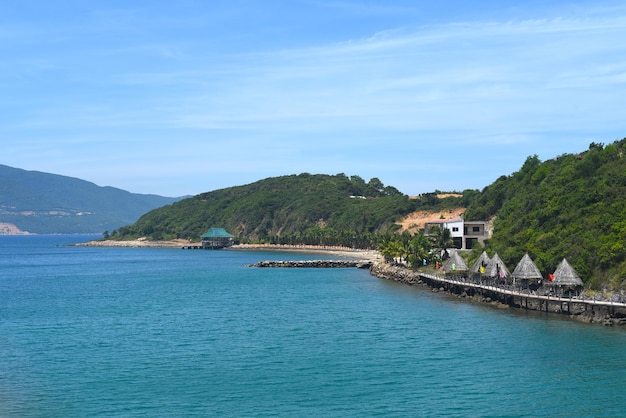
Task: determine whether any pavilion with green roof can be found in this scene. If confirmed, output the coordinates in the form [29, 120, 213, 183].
[201, 227, 235, 249]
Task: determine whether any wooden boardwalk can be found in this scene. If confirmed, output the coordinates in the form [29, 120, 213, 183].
[418, 272, 626, 316]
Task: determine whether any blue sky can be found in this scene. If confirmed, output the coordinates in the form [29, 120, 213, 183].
[2, 1, 625, 197]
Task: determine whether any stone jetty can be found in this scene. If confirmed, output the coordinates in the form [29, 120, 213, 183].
[249, 260, 373, 269]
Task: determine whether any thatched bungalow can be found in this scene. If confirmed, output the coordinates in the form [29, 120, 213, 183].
[442, 251, 468, 273]
[201, 227, 235, 249]
[511, 253, 543, 288]
[470, 251, 491, 275]
[484, 253, 510, 281]
[550, 258, 583, 296]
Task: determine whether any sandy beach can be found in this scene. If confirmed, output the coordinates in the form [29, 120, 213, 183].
[75, 239, 382, 261]
[230, 243, 382, 261]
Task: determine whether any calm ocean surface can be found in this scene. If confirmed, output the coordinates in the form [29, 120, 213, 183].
[1, 235, 625, 417]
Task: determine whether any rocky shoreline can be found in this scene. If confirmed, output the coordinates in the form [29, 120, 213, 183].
[370, 263, 626, 327]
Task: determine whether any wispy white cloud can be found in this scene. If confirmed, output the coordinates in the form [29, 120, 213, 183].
[2, 2, 626, 195]
[124, 12, 624, 139]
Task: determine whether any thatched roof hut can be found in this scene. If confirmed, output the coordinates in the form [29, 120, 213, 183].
[511, 253, 542, 282]
[551, 258, 583, 288]
[485, 253, 510, 278]
[470, 251, 491, 274]
[443, 251, 468, 272]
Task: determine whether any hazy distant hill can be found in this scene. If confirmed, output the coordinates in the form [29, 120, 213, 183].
[0, 164, 182, 234]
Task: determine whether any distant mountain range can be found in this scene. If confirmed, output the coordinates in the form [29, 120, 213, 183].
[0, 164, 183, 234]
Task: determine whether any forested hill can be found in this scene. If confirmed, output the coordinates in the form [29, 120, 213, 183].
[0, 164, 181, 234]
[464, 138, 626, 288]
[111, 173, 469, 246]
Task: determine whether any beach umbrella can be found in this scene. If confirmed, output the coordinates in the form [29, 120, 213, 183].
[484, 253, 510, 279]
[442, 251, 468, 272]
[470, 251, 491, 275]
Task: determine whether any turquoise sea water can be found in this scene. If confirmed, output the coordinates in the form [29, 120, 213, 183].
[1, 235, 625, 417]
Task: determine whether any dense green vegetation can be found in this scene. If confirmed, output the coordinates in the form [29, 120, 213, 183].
[111, 173, 469, 247]
[111, 138, 626, 290]
[0, 164, 181, 233]
[464, 139, 626, 289]
[377, 227, 452, 268]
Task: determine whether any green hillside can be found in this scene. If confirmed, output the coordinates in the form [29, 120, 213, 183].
[465, 138, 626, 288]
[109, 138, 626, 290]
[0, 164, 181, 234]
[111, 173, 467, 246]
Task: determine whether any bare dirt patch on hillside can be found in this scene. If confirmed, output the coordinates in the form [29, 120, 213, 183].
[397, 208, 465, 234]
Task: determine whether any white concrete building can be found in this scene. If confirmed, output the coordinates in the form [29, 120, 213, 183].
[424, 216, 489, 250]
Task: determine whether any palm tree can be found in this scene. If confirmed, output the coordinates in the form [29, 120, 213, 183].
[398, 232, 413, 265]
[378, 237, 403, 263]
[407, 233, 432, 267]
[430, 226, 453, 261]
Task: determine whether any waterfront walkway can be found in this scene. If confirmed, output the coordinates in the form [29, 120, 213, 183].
[418, 272, 626, 313]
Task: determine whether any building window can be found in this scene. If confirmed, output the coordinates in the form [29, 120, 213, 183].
[472, 226, 480, 232]
[452, 227, 459, 232]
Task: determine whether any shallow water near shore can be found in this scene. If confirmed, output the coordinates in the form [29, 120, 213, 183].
[1, 235, 625, 416]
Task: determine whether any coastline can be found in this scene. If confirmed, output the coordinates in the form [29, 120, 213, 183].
[74, 239, 382, 261]
[370, 263, 626, 327]
[73, 238, 624, 326]
[229, 243, 382, 261]
[73, 238, 197, 248]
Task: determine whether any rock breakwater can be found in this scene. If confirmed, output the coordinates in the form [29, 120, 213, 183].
[249, 260, 373, 269]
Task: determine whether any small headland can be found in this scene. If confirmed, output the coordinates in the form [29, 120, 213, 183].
[370, 263, 626, 327]
[73, 238, 198, 248]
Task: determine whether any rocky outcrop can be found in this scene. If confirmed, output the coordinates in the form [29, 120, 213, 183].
[369, 262, 424, 285]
